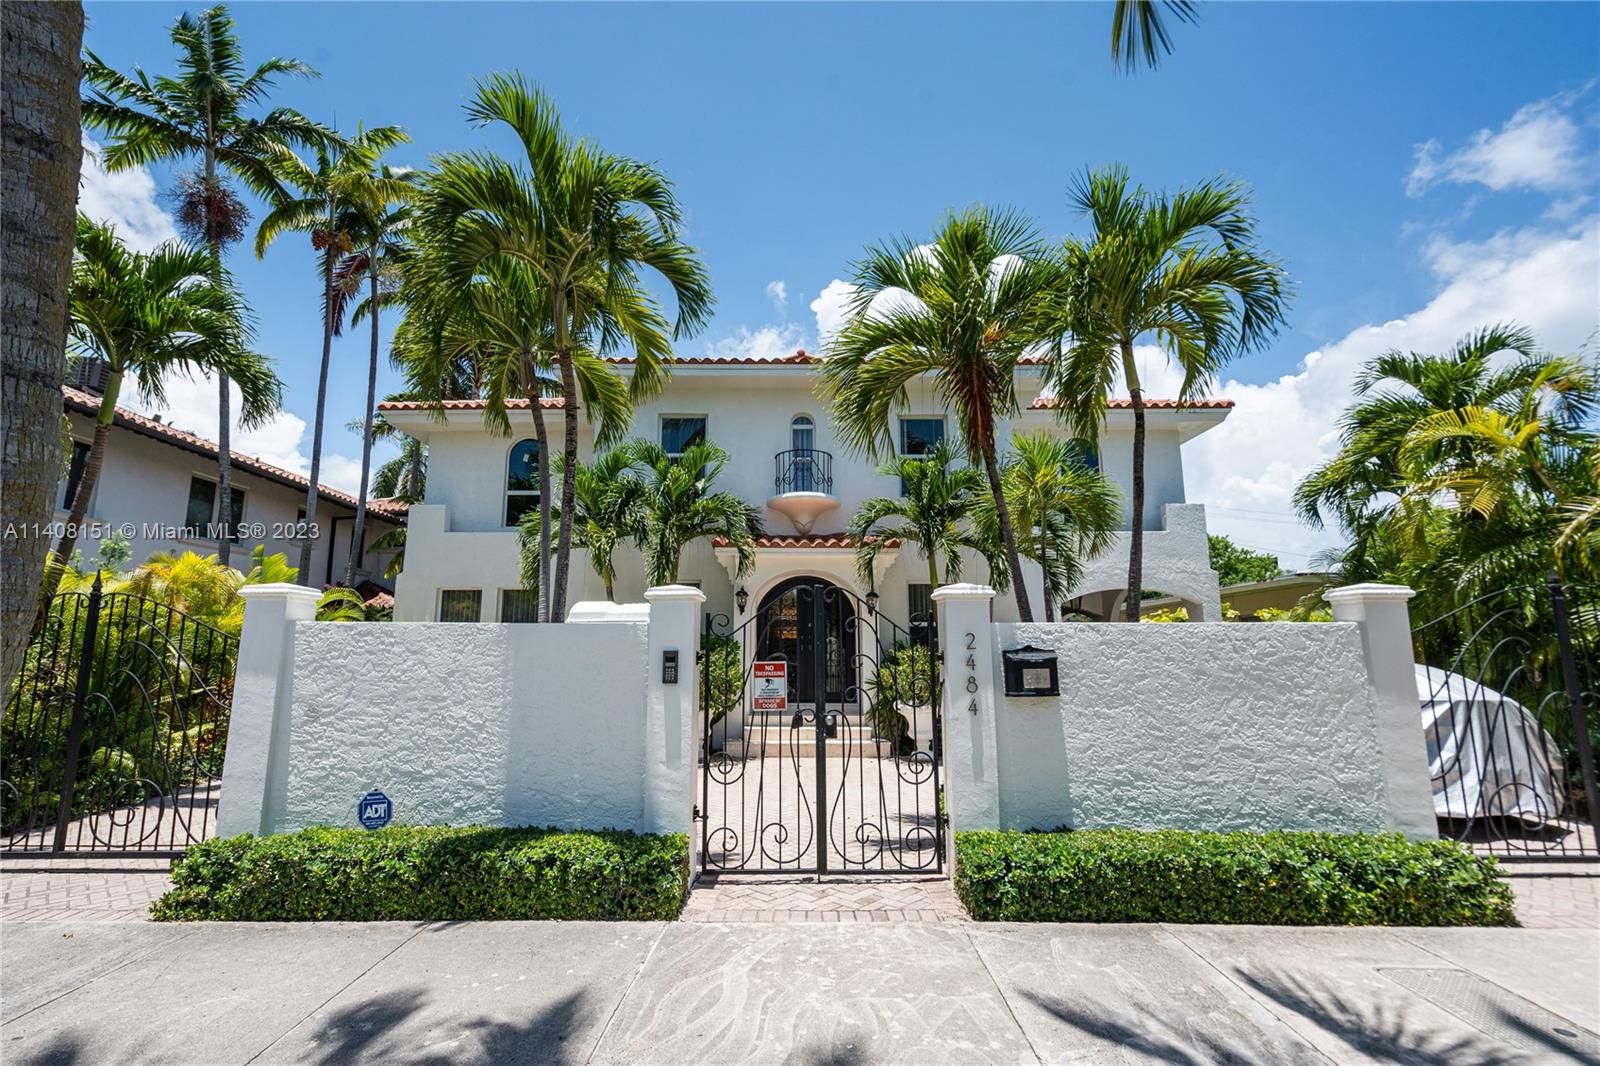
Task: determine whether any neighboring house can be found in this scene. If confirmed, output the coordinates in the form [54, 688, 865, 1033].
[381, 351, 1231, 625]
[1142, 572, 1334, 620]
[58, 383, 405, 588]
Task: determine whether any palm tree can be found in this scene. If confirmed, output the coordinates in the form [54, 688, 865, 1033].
[81, 4, 332, 566]
[2, 0, 82, 691]
[625, 440, 759, 587]
[823, 207, 1065, 620]
[517, 449, 646, 602]
[1111, 0, 1197, 70]
[396, 257, 633, 620]
[984, 433, 1121, 621]
[850, 441, 1003, 594]
[412, 73, 713, 620]
[254, 125, 410, 583]
[55, 216, 280, 570]
[333, 164, 416, 586]
[1050, 165, 1288, 620]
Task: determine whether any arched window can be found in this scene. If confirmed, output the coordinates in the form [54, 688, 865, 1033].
[1067, 437, 1099, 472]
[790, 415, 815, 491]
[505, 439, 540, 526]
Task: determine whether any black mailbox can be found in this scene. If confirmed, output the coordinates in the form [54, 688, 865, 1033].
[1002, 645, 1059, 696]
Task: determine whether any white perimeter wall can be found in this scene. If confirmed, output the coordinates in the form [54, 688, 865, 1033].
[989, 621, 1395, 833]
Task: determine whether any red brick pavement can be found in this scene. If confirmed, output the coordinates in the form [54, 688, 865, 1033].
[1, 861, 172, 922]
[1501, 863, 1600, 929]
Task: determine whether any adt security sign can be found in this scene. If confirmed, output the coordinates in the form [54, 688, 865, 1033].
[358, 790, 392, 830]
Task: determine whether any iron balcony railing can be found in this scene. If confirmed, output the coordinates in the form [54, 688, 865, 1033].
[774, 448, 834, 495]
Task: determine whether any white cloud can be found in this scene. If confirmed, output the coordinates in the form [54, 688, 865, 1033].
[77, 135, 179, 252]
[122, 369, 370, 497]
[1406, 89, 1592, 197]
[703, 323, 807, 361]
[810, 278, 857, 345]
[764, 279, 788, 312]
[1181, 214, 1600, 570]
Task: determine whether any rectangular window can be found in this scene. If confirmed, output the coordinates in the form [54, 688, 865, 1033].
[500, 588, 539, 623]
[184, 476, 245, 541]
[439, 589, 482, 622]
[898, 417, 946, 493]
[660, 416, 707, 457]
[59, 440, 91, 510]
[908, 581, 938, 641]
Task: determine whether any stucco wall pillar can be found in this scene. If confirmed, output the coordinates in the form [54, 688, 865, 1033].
[643, 585, 704, 844]
[932, 583, 1000, 832]
[217, 583, 320, 838]
[1326, 582, 1437, 839]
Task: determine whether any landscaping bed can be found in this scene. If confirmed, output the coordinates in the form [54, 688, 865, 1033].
[954, 829, 1516, 926]
[153, 826, 688, 921]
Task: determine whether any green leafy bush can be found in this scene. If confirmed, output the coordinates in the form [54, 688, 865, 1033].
[955, 829, 1516, 926]
[153, 826, 689, 922]
[865, 642, 935, 749]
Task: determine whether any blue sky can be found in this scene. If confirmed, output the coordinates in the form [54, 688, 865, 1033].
[79, 1, 1600, 568]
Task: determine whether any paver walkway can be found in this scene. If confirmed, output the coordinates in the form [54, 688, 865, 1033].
[681, 873, 965, 922]
[2, 920, 1595, 1063]
[0, 860, 171, 923]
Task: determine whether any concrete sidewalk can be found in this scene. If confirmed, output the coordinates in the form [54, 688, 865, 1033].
[2, 921, 1595, 1064]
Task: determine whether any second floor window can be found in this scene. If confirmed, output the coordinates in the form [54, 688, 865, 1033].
[506, 439, 540, 526]
[184, 476, 245, 541]
[660, 416, 706, 458]
[1067, 437, 1099, 472]
[898, 417, 945, 494]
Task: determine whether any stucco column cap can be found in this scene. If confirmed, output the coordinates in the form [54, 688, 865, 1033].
[931, 583, 996, 602]
[1324, 583, 1416, 604]
[644, 584, 707, 604]
[238, 583, 323, 604]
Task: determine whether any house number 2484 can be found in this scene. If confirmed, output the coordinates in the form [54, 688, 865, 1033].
[964, 632, 979, 715]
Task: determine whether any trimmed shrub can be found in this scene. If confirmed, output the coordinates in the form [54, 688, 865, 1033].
[153, 826, 688, 922]
[954, 829, 1516, 926]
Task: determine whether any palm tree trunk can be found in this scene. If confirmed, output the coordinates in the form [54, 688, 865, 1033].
[1041, 530, 1055, 622]
[205, 141, 234, 567]
[2, 0, 82, 690]
[927, 553, 940, 592]
[344, 261, 380, 587]
[980, 428, 1033, 621]
[52, 369, 121, 568]
[1123, 340, 1146, 623]
[406, 439, 422, 498]
[521, 351, 553, 623]
[297, 246, 335, 585]
[551, 309, 578, 620]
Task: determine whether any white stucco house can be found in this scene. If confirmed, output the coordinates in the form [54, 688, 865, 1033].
[382, 350, 1230, 627]
[59, 381, 405, 590]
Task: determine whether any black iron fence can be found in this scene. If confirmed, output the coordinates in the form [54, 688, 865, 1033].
[1411, 575, 1598, 861]
[774, 448, 834, 495]
[1, 577, 237, 857]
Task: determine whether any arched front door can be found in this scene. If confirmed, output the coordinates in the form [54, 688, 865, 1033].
[754, 577, 856, 705]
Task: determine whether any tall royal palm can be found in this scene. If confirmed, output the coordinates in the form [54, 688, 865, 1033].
[56, 217, 280, 570]
[985, 433, 1120, 621]
[824, 207, 1062, 620]
[82, 4, 331, 565]
[413, 73, 712, 619]
[254, 125, 409, 583]
[626, 440, 759, 587]
[333, 164, 416, 586]
[1050, 165, 1288, 620]
[850, 441, 1002, 594]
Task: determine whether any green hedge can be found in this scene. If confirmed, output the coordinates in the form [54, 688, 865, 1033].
[954, 829, 1516, 926]
[152, 826, 688, 922]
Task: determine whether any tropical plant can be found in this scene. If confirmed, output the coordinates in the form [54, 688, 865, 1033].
[55, 216, 280, 572]
[625, 440, 760, 587]
[2, 1, 82, 695]
[518, 449, 647, 602]
[849, 440, 1004, 595]
[865, 643, 936, 752]
[982, 432, 1121, 620]
[81, 4, 333, 565]
[702, 633, 743, 727]
[1048, 165, 1289, 620]
[254, 124, 410, 583]
[334, 164, 417, 586]
[1208, 534, 1282, 587]
[824, 207, 1067, 620]
[409, 73, 712, 620]
[1111, 0, 1197, 70]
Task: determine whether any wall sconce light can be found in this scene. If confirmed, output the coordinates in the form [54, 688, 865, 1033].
[865, 588, 879, 616]
[735, 586, 749, 614]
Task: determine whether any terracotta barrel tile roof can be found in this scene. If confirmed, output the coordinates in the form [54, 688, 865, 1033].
[62, 384, 407, 523]
[713, 533, 901, 549]
[1029, 396, 1235, 410]
[377, 396, 565, 412]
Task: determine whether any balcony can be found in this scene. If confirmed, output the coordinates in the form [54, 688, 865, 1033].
[769, 449, 838, 533]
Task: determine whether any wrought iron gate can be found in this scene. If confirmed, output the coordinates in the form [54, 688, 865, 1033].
[698, 581, 944, 874]
[2, 577, 237, 858]
[1411, 575, 1598, 861]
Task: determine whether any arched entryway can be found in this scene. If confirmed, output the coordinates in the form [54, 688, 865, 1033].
[753, 576, 857, 706]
